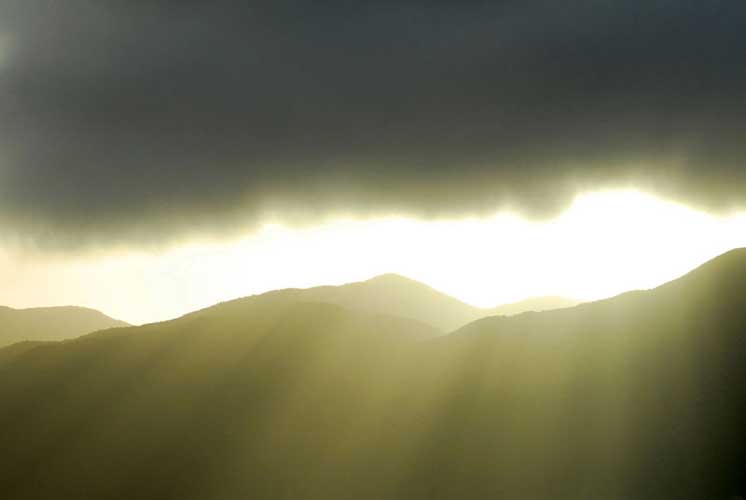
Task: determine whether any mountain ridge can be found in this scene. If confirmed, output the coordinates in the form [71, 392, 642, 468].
[202, 273, 580, 333]
[1, 250, 745, 499]
[454, 247, 746, 338]
[0, 305, 130, 348]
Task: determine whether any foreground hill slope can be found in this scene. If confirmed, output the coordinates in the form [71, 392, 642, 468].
[420, 248, 746, 499]
[0, 250, 744, 499]
[0, 297, 437, 500]
[0, 306, 129, 347]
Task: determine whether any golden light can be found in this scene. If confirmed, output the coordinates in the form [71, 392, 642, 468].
[2, 189, 746, 325]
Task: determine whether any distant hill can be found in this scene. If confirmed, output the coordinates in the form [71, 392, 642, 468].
[487, 295, 580, 316]
[0, 306, 129, 347]
[0, 251, 744, 499]
[235, 274, 579, 332]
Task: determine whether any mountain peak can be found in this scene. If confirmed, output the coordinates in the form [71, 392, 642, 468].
[364, 273, 424, 286]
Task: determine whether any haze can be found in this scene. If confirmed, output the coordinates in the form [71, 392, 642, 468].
[3, 2, 746, 499]
[1, 189, 744, 325]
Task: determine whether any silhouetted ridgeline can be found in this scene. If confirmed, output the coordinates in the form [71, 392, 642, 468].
[0, 251, 745, 499]
[212, 273, 579, 332]
[0, 306, 129, 348]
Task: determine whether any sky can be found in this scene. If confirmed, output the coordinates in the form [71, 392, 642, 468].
[2, 190, 746, 325]
[1, 2, 746, 323]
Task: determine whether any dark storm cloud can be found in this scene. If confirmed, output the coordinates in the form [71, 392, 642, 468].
[1, 0, 745, 249]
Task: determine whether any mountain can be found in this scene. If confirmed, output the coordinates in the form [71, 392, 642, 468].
[0, 274, 575, 349]
[416, 248, 746, 499]
[241, 274, 579, 331]
[0, 297, 438, 500]
[0, 306, 129, 347]
[488, 295, 581, 316]
[0, 250, 745, 499]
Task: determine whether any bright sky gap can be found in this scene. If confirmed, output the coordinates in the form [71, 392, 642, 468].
[2, 189, 745, 325]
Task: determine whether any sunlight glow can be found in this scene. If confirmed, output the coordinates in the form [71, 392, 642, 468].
[2, 189, 746, 325]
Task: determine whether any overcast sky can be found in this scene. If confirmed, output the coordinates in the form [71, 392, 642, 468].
[1, 1, 745, 252]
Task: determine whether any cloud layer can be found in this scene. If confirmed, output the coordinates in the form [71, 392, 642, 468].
[2, 1, 745, 250]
